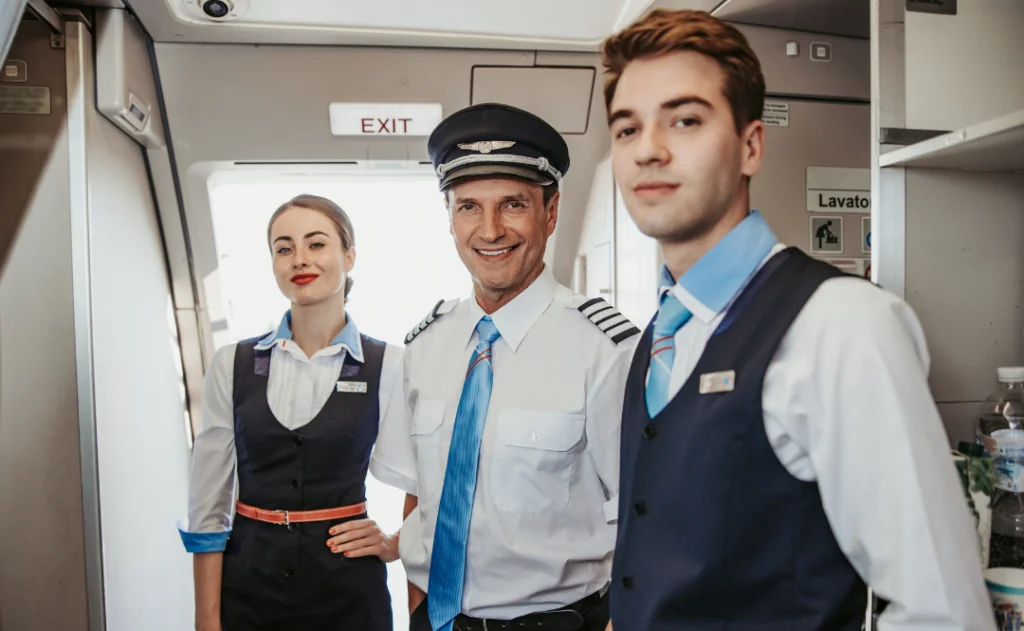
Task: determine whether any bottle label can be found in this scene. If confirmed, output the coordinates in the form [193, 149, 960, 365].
[991, 429, 1024, 492]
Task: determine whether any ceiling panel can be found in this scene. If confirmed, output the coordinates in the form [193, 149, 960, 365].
[126, 0, 728, 49]
[712, 0, 869, 39]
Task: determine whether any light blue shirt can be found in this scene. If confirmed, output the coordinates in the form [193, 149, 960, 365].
[656, 209, 777, 319]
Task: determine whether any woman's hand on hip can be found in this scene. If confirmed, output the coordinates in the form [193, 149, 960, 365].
[326, 519, 399, 562]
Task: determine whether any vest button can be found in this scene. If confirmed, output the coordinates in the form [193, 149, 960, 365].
[290, 479, 300, 489]
[634, 502, 647, 516]
[293, 436, 303, 447]
[284, 567, 294, 578]
[621, 576, 634, 590]
[643, 426, 656, 439]
[287, 523, 297, 532]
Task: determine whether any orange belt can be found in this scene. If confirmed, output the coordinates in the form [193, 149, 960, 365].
[236, 500, 367, 526]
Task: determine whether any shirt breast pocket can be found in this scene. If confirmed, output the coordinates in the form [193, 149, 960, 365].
[491, 409, 585, 514]
[410, 400, 446, 500]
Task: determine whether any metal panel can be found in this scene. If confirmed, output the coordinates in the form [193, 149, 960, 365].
[904, 169, 1024, 407]
[0, 17, 90, 631]
[84, 44, 194, 630]
[129, 0, 654, 50]
[65, 20, 106, 631]
[732, 23, 870, 102]
[714, 0, 869, 39]
[871, 0, 907, 297]
[471, 66, 595, 134]
[904, 0, 1024, 131]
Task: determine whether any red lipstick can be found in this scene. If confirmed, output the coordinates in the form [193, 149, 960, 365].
[291, 274, 319, 286]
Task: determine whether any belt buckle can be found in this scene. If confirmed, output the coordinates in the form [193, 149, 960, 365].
[274, 509, 290, 526]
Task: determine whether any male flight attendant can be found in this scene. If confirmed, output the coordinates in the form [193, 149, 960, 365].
[370, 103, 639, 631]
[600, 9, 993, 631]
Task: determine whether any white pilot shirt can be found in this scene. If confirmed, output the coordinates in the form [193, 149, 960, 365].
[658, 243, 993, 631]
[180, 312, 403, 549]
[370, 266, 639, 620]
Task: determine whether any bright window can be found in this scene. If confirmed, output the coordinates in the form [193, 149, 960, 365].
[207, 166, 471, 630]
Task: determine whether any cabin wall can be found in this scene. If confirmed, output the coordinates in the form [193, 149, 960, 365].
[152, 43, 610, 344]
[76, 18, 195, 630]
[904, 0, 1024, 131]
[0, 18, 90, 631]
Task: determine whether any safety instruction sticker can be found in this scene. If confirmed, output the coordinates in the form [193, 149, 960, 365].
[862, 216, 871, 254]
[0, 85, 50, 115]
[809, 216, 843, 254]
[1, 60, 27, 83]
[763, 101, 789, 127]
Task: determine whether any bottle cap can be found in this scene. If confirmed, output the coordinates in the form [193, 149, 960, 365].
[998, 367, 1024, 382]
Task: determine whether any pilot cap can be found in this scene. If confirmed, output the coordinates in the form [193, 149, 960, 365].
[427, 103, 570, 191]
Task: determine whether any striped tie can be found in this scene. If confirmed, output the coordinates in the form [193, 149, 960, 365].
[428, 316, 501, 631]
[646, 293, 692, 417]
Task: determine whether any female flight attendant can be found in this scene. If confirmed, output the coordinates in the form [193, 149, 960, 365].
[178, 194, 402, 631]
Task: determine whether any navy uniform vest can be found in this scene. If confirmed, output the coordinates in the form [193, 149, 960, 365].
[220, 334, 392, 631]
[611, 248, 867, 631]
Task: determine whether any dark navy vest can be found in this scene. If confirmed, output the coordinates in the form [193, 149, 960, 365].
[611, 248, 867, 631]
[233, 335, 385, 511]
[220, 334, 392, 631]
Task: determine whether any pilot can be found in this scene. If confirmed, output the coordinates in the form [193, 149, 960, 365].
[369, 103, 639, 631]
[599, 9, 993, 631]
[179, 194, 401, 631]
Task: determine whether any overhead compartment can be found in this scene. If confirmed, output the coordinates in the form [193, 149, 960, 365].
[471, 66, 595, 134]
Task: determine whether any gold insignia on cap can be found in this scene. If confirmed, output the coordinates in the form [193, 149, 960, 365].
[457, 140, 516, 154]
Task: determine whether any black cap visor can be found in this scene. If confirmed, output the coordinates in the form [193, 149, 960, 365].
[439, 164, 554, 190]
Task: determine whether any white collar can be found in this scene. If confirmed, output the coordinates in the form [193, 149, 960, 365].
[460, 266, 558, 352]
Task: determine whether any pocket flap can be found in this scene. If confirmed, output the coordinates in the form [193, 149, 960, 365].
[411, 400, 445, 436]
[497, 409, 585, 452]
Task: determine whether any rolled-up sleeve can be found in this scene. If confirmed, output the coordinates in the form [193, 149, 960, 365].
[178, 344, 237, 553]
[369, 348, 418, 496]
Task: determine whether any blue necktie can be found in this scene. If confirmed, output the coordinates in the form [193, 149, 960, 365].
[646, 293, 692, 417]
[428, 316, 502, 631]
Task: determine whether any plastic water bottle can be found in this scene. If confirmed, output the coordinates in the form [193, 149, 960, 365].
[978, 367, 1024, 568]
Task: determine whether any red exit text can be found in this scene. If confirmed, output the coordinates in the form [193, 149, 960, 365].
[362, 118, 413, 134]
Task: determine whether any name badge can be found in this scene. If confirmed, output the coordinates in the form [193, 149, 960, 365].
[699, 370, 735, 394]
[336, 381, 368, 394]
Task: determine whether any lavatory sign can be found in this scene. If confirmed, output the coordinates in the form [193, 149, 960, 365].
[806, 166, 871, 213]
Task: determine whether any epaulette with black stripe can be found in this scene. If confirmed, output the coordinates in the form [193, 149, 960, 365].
[405, 298, 458, 344]
[577, 297, 641, 345]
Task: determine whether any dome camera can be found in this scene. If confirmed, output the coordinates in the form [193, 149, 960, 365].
[184, 0, 248, 22]
[202, 0, 232, 19]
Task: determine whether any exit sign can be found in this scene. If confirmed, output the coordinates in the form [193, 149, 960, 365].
[328, 102, 443, 137]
